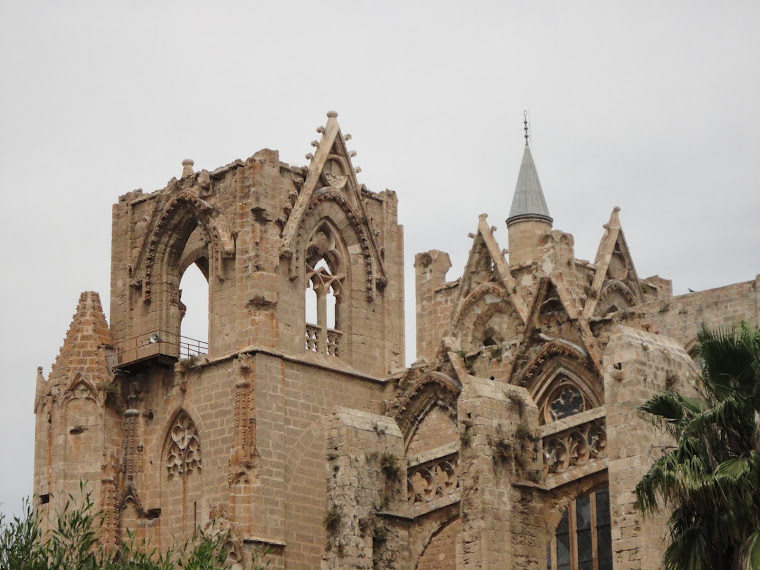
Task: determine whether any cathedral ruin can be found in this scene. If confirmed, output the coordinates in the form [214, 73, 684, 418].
[33, 111, 760, 568]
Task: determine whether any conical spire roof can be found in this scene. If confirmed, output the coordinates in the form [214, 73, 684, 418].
[507, 143, 552, 225]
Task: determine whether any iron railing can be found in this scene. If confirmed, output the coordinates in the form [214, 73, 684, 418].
[115, 330, 208, 367]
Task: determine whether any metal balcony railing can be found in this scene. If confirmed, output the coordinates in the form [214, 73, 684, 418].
[115, 330, 208, 367]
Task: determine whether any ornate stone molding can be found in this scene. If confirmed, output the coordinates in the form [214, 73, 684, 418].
[166, 410, 202, 479]
[539, 410, 607, 475]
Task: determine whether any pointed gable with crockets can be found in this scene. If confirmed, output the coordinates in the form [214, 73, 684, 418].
[444, 214, 528, 352]
[280, 111, 386, 291]
[584, 207, 644, 319]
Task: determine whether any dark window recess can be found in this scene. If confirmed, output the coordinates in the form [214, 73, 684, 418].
[39, 494, 50, 505]
[556, 510, 571, 570]
[548, 486, 613, 570]
[596, 489, 613, 570]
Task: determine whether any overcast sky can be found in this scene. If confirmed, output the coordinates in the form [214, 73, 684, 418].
[1, 1, 758, 517]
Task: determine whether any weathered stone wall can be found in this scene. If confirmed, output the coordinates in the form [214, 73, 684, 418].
[415, 250, 457, 362]
[644, 276, 759, 346]
[416, 517, 460, 569]
[323, 408, 406, 569]
[603, 325, 697, 569]
[107, 350, 391, 567]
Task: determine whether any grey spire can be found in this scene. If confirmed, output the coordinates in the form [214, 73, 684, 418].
[507, 142, 552, 224]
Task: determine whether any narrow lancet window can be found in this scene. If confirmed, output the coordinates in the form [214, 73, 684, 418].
[304, 224, 345, 357]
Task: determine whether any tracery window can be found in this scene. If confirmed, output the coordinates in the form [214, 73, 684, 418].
[166, 411, 202, 479]
[540, 375, 590, 424]
[304, 224, 345, 357]
[547, 487, 612, 570]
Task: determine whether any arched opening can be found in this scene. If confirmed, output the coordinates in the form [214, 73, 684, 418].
[304, 222, 345, 357]
[547, 487, 612, 570]
[178, 261, 209, 357]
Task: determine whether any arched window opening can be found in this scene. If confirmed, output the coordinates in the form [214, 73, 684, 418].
[178, 261, 209, 358]
[304, 225, 345, 357]
[547, 487, 612, 570]
[305, 280, 318, 325]
[535, 372, 596, 425]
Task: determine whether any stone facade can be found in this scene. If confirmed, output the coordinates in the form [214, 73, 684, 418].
[34, 112, 759, 568]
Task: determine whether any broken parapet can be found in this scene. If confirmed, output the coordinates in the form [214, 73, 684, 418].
[323, 408, 407, 569]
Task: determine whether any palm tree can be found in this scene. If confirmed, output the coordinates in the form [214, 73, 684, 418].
[635, 324, 760, 570]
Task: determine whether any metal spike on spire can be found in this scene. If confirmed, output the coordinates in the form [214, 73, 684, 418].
[508, 112, 552, 224]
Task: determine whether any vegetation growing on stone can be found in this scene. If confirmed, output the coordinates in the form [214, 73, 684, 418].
[0, 487, 269, 569]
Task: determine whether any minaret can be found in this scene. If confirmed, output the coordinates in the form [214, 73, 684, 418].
[506, 113, 553, 266]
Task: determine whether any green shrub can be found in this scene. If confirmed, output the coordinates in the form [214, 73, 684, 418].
[0, 484, 269, 569]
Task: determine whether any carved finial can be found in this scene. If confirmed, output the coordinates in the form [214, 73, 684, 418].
[181, 159, 195, 178]
[310, 140, 318, 147]
[305, 153, 314, 161]
[354, 167, 362, 173]
[327, 110, 338, 118]
[316, 126, 325, 134]
[349, 150, 357, 157]
[523, 111, 529, 146]
[344, 134, 352, 141]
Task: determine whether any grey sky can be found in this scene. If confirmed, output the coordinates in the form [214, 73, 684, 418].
[1, 1, 758, 517]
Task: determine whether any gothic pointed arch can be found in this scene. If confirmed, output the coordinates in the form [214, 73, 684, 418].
[303, 217, 348, 356]
[62, 375, 99, 405]
[584, 207, 643, 319]
[449, 282, 524, 351]
[393, 371, 461, 452]
[159, 407, 204, 544]
[131, 191, 233, 302]
[594, 279, 637, 317]
[281, 113, 386, 290]
[414, 514, 460, 569]
[446, 216, 528, 333]
[119, 481, 145, 514]
[163, 408, 202, 479]
[292, 189, 380, 298]
[513, 341, 601, 425]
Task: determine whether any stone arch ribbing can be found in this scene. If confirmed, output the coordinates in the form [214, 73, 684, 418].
[513, 342, 602, 420]
[292, 189, 378, 299]
[134, 193, 217, 302]
[394, 372, 461, 451]
[449, 283, 523, 349]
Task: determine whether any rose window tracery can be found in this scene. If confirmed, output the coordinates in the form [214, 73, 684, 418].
[549, 384, 585, 421]
[166, 412, 202, 479]
[538, 375, 592, 425]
